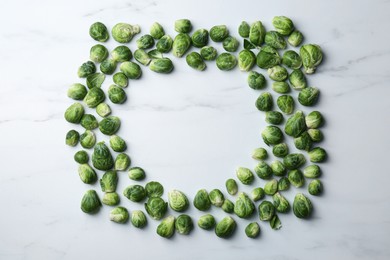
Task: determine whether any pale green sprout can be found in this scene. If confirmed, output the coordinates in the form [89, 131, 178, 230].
[128, 167, 146, 181]
[251, 147, 268, 160]
[308, 147, 327, 162]
[245, 222, 260, 238]
[108, 85, 126, 104]
[215, 216, 236, 238]
[92, 142, 114, 170]
[68, 83, 88, 100]
[100, 59, 117, 75]
[198, 214, 215, 230]
[168, 190, 189, 212]
[81, 190, 101, 214]
[90, 44, 108, 63]
[123, 185, 146, 202]
[66, 130, 79, 146]
[209, 189, 225, 207]
[270, 160, 286, 176]
[89, 22, 109, 42]
[256, 45, 281, 69]
[222, 199, 234, 214]
[272, 16, 294, 36]
[268, 65, 288, 82]
[80, 130, 96, 149]
[251, 187, 265, 202]
[175, 214, 194, 235]
[191, 29, 209, 47]
[99, 116, 121, 135]
[175, 19, 192, 33]
[249, 21, 266, 46]
[131, 210, 147, 228]
[156, 35, 173, 53]
[100, 170, 118, 192]
[288, 169, 305, 188]
[294, 132, 313, 151]
[96, 103, 111, 118]
[186, 52, 206, 71]
[288, 30, 303, 47]
[111, 46, 132, 62]
[145, 197, 168, 220]
[238, 50, 256, 72]
[114, 153, 131, 171]
[273, 143, 289, 158]
[283, 153, 306, 170]
[273, 192, 290, 213]
[113, 72, 128, 88]
[300, 44, 323, 74]
[74, 150, 89, 164]
[225, 179, 238, 195]
[308, 129, 324, 142]
[293, 193, 313, 219]
[258, 201, 275, 221]
[265, 31, 287, 49]
[149, 58, 174, 73]
[306, 111, 323, 129]
[216, 53, 237, 71]
[86, 73, 105, 89]
[200, 46, 217, 61]
[284, 111, 307, 137]
[309, 180, 323, 196]
[172, 33, 191, 57]
[145, 181, 164, 198]
[282, 50, 302, 69]
[261, 126, 284, 145]
[247, 71, 266, 89]
[298, 87, 320, 106]
[83, 87, 105, 108]
[78, 164, 97, 184]
[289, 69, 307, 90]
[234, 192, 255, 218]
[236, 167, 255, 185]
[193, 189, 211, 211]
[277, 95, 295, 115]
[157, 216, 175, 238]
[238, 21, 250, 37]
[110, 206, 129, 223]
[120, 61, 142, 79]
[272, 82, 290, 94]
[270, 215, 282, 230]
[278, 177, 290, 191]
[254, 161, 272, 180]
[65, 103, 84, 123]
[264, 179, 278, 196]
[112, 23, 140, 43]
[255, 92, 273, 111]
[81, 114, 98, 130]
[102, 192, 120, 206]
[265, 111, 283, 125]
[209, 25, 229, 42]
[223, 36, 239, 52]
[78, 61, 96, 78]
[134, 49, 152, 66]
[303, 164, 321, 178]
[109, 135, 126, 152]
[136, 34, 155, 49]
[150, 22, 165, 39]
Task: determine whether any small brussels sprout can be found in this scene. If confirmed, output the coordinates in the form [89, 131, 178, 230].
[83, 87, 105, 108]
[249, 21, 266, 46]
[245, 222, 260, 238]
[265, 111, 284, 125]
[113, 72, 128, 88]
[145, 197, 168, 220]
[96, 103, 111, 118]
[109, 135, 126, 152]
[273, 192, 290, 213]
[111, 46, 132, 62]
[270, 214, 282, 230]
[303, 164, 321, 178]
[251, 147, 268, 160]
[102, 192, 120, 206]
[272, 16, 294, 36]
[210, 25, 229, 42]
[264, 179, 278, 196]
[81, 190, 101, 214]
[215, 216, 236, 238]
[80, 114, 98, 130]
[223, 36, 239, 52]
[261, 125, 284, 145]
[191, 29, 209, 48]
[65, 103, 84, 124]
[66, 130, 79, 146]
[78, 164, 97, 184]
[255, 92, 273, 111]
[99, 116, 121, 135]
[283, 153, 306, 170]
[156, 35, 173, 53]
[308, 129, 324, 142]
[168, 190, 189, 212]
[254, 161, 272, 180]
[89, 22, 109, 42]
[78, 61, 96, 78]
[222, 199, 235, 214]
[256, 45, 281, 69]
[172, 33, 191, 57]
[289, 69, 307, 90]
[92, 142, 114, 170]
[120, 61, 142, 79]
[100, 170, 118, 192]
[114, 153, 131, 171]
[110, 206, 129, 223]
[86, 73, 105, 89]
[193, 189, 211, 211]
[200, 46, 218, 61]
[238, 50, 256, 72]
[150, 22, 165, 39]
[74, 150, 89, 164]
[308, 147, 327, 162]
[265, 31, 287, 49]
[145, 181, 164, 198]
[186, 52, 206, 71]
[268, 65, 288, 82]
[175, 214, 194, 235]
[293, 193, 313, 219]
[288, 30, 303, 47]
[90, 44, 108, 63]
[284, 111, 307, 137]
[149, 58, 174, 73]
[270, 160, 286, 176]
[247, 71, 266, 90]
[148, 49, 163, 59]
[225, 179, 238, 195]
[209, 189, 225, 207]
[134, 49, 152, 66]
[123, 185, 146, 202]
[272, 143, 289, 158]
[309, 179, 323, 196]
[175, 19, 192, 33]
[234, 192, 255, 218]
[278, 177, 290, 191]
[68, 83, 88, 100]
[80, 130, 96, 149]
[272, 82, 290, 94]
[108, 85, 127, 104]
[298, 87, 320, 106]
[112, 23, 140, 43]
[238, 21, 250, 38]
[258, 201, 275, 221]
[131, 210, 147, 228]
[136, 34, 155, 49]
[305, 111, 323, 129]
[294, 131, 313, 151]
[236, 167, 255, 185]
[300, 44, 323, 74]
[198, 214, 215, 230]
[216, 53, 237, 71]
[251, 187, 265, 202]
[128, 167, 146, 181]
[157, 216, 176, 238]
[282, 50, 302, 69]
[288, 169, 305, 188]
[276, 95, 294, 115]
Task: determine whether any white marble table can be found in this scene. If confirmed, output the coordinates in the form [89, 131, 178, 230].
[1, 0, 389, 259]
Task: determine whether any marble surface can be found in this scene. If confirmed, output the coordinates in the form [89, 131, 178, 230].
[1, 0, 389, 259]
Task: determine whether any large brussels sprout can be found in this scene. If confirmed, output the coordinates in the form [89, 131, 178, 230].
[288, 169, 305, 188]
[78, 164, 97, 184]
[100, 170, 118, 192]
[92, 142, 114, 170]
[273, 192, 290, 213]
[109, 206, 129, 224]
[150, 22, 165, 39]
[74, 150, 89, 164]
[215, 216, 236, 238]
[293, 193, 312, 219]
[265, 111, 284, 125]
[145, 181, 164, 198]
[134, 49, 152, 66]
[272, 16, 294, 36]
[222, 199, 235, 214]
[149, 58, 174, 73]
[288, 30, 303, 47]
[65, 103, 84, 123]
[120, 61, 142, 79]
[225, 179, 238, 195]
[255, 92, 273, 111]
[283, 153, 306, 170]
[99, 116, 121, 135]
[128, 167, 146, 181]
[89, 22, 109, 42]
[114, 153, 131, 171]
[265, 31, 287, 49]
[308, 147, 327, 162]
[111, 45, 132, 62]
[256, 46, 281, 69]
[238, 50, 256, 72]
[191, 29, 209, 48]
[198, 214, 216, 230]
[131, 210, 147, 228]
[80, 130, 96, 149]
[249, 21, 266, 46]
[268, 65, 288, 81]
[254, 161, 272, 180]
[81, 190, 101, 214]
[68, 83, 88, 100]
[245, 222, 260, 238]
[308, 179, 323, 196]
[216, 53, 237, 71]
[294, 131, 313, 151]
[234, 192, 255, 218]
[102, 192, 120, 206]
[300, 44, 323, 74]
[78, 61, 96, 78]
[108, 85, 126, 104]
[282, 50, 302, 69]
[145, 197, 168, 220]
[136, 34, 155, 49]
[272, 143, 289, 158]
[96, 103, 111, 118]
[172, 33, 191, 57]
[80, 114, 98, 130]
[86, 73, 105, 90]
[193, 189, 211, 211]
[83, 87, 105, 108]
[251, 187, 265, 202]
[277, 95, 295, 115]
[298, 87, 320, 106]
[303, 164, 321, 178]
[272, 82, 290, 94]
[90, 44, 108, 63]
[278, 177, 290, 191]
[305, 111, 323, 129]
[210, 25, 229, 42]
[308, 129, 324, 142]
[200, 46, 218, 61]
[112, 23, 140, 43]
[123, 185, 146, 202]
[66, 129, 79, 146]
[238, 21, 250, 38]
[175, 214, 194, 235]
[252, 147, 268, 160]
[236, 167, 255, 185]
[247, 71, 266, 89]
[289, 69, 307, 90]
[223, 36, 239, 52]
[209, 189, 225, 207]
[258, 201, 275, 221]
[157, 216, 175, 238]
[284, 111, 306, 137]
[113, 72, 128, 88]
[175, 19, 192, 33]
[261, 125, 284, 145]
[270, 160, 286, 176]
[264, 179, 278, 196]
[156, 35, 173, 53]
[186, 52, 206, 71]
[168, 190, 189, 212]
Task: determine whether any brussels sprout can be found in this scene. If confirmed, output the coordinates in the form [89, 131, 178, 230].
[123, 185, 146, 202]
[276, 95, 294, 115]
[136, 34, 155, 49]
[270, 214, 282, 230]
[210, 25, 229, 42]
[198, 214, 216, 230]
[236, 167, 255, 185]
[273, 143, 289, 158]
[282, 50, 302, 69]
[272, 16, 294, 36]
[200, 46, 218, 61]
[186, 52, 206, 71]
[172, 33, 191, 57]
[288, 169, 305, 188]
[255, 92, 273, 111]
[112, 23, 140, 43]
[289, 69, 307, 90]
[245, 222, 260, 238]
[99, 116, 121, 135]
[265, 31, 287, 49]
[131, 210, 147, 228]
[209, 189, 225, 207]
[225, 179, 238, 195]
[68, 83, 88, 100]
[300, 44, 323, 74]
[251, 147, 268, 160]
[278, 177, 290, 191]
[251, 187, 265, 202]
[193, 189, 211, 211]
[215, 216, 236, 238]
[81, 190, 101, 214]
[298, 87, 320, 106]
[308, 129, 324, 142]
[285, 111, 306, 137]
[78, 61, 96, 78]
[78, 164, 97, 184]
[175, 19, 192, 33]
[261, 125, 284, 145]
[264, 179, 278, 196]
[66, 130, 79, 146]
[303, 164, 321, 178]
[90, 44, 108, 63]
[254, 161, 272, 180]
[108, 85, 127, 104]
[149, 58, 174, 73]
[175, 214, 194, 235]
[150, 22, 165, 39]
[223, 36, 239, 52]
[86, 73, 105, 89]
[273, 192, 290, 213]
[256, 46, 281, 69]
[309, 179, 323, 196]
[134, 49, 152, 66]
[156, 35, 173, 53]
[92, 142, 114, 170]
[270, 160, 286, 176]
[238, 21, 250, 38]
[102, 192, 120, 206]
[145, 197, 168, 220]
[80, 130, 96, 149]
[249, 21, 266, 46]
[272, 82, 290, 94]
[283, 153, 306, 170]
[268, 65, 288, 82]
[65, 103, 84, 123]
[96, 103, 111, 117]
[168, 190, 189, 212]
[293, 193, 312, 219]
[234, 193, 255, 218]
[110, 206, 129, 223]
[243, 39, 257, 50]
[148, 49, 163, 59]
[191, 29, 209, 48]
[247, 71, 266, 89]
[157, 216, 175, 238]
[74, 150, 89, 164]
[145, 181, 164, 198]
[238, 50, 256, 71]
[216, 53, 237, 71]
[258, 201, 275, 221]
[128, 167, 146, 181]
[294, 131, 313, 151]
[288, 30, 303, 47]
[114, 153, 131, 171]
[80, 114, 98, 130]
[111, 46, 132, 62]
[113, 72, 128, 88]
[89, 22, 109, 42]
[308, 147, 327, 162]
[100, 170, 118, 192]
[83, 87, 105, 108]
[265, 111, 284, 125]
[305, 111, 323, 129]
[222, 199, 235, 213]
[120, 61, 142, 79]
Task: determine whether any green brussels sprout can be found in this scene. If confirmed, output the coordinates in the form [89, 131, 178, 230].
[74, 150, 89, 164]
[128, 167, 146, 181]
[305, 111, 323, 129]
[81, 190, 101, 214]
[282, 50, 302, 69]
[68, 83, 88, 100]
[270, 214, 282, 230]
[89, 22, 109, 42]
[156, 35, 173, 53]
[66, 129, 79, 146]
[83, 87, 105, 108]
[238, 50, 256, 72]
[283, 153, 306, 170]
[90, 44, 108, 63]
[172, 33, 191, 57]
[92, 142, 114, 170]
[112, 23, 140, 43]
[309, 179, 323, 196]
[200, 46, 218, 61]
[251, 187, 265, 202]
[273, 192, 290, 213]
[264, 179, 278, 196]
[308, 147, 327, 162]
[234, 192, 255, 218]
[114, 153, 131, 171]
[238, 21, 250, 38]
[99, 116, 121, 135]
[258, 201, 275, 221]
[254, 161, 272, 180]
[175, 214, 194, 235]
[136, 34, 155, 49]
[265, 111, 284, 125]
[256, 45, 281, 69]
[108, 85, 127, 104]
[191, 29, 209, 48]
[86, 73, 105, 89]
[78, 164, 97, 184]
[272, 16, 294, 36]
[96, 103, 111, 118]
[308, 129, 324, 142]
[131, 210, 147, 228]
[80, 130, 96, 149]
[113, 72, 128, 88]
[157, 215, 176, 238]
[145, 197, 168, 220]
[100, 170, 118, 192]
[222, 199, 235, 213]
[236, 167, 255, 185]
[186, 52, 206, 71]
[216, 53, 237, 71]
[225, 179, 238, 195]
[249, 21, 266, 46]
[255, 92, 273, 111]
[175, 19, 192, 33]
[298, 87, 320, 106]
[272, 143, 289, 158]
[210, 25, 229, 42]
[148, 49, 163, 59]
[150, 22, 165, 39]
[278, 177, 290, 191]
[276, 95, 294, 115]
[289, 69, 307, 90]
[261, 125, 284, 145]
[111, 45, 132, 62]
[284, 111, 307, 137]
[78, 61, 96, 78]
[288, 30, 303, 47]
[243, 39, 257, 50]
[247, 71, 266, 89]
[198, 214, 216, 230]
[102, 192, 120, 206]
[251, 147, 268, 160]
[123, 185, 146, 202]
[268, 65, 288, 82]
[223, 36, 239, 52]
[293, 193, 312, 219]
[209, 189, 225, 207]
[294, 131, 313, 151]
[145, 181, 164, 198]
[149, 58, 174, 73]
[288, 169, 305, 188]
[300, 44, 323, 74]
[120, 61, 142, 79]
[303, 164, 321, 178]
[65, 103, 84, 124]
[110, 206, 129, 223]
[215, 216, 236, 238]
[168, 190, 189, 212]
[134, 49, 152, 66]
[245, 222, 260, 238]
[193, 189, 211, 211]
[80, 114, 98, 130]
[265, 31, 287, 49]
[270, 160, 286, 176]
[272, 82, 290, 94]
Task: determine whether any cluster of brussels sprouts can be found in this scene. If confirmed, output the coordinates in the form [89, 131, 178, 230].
[65, 17, 326, 239]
